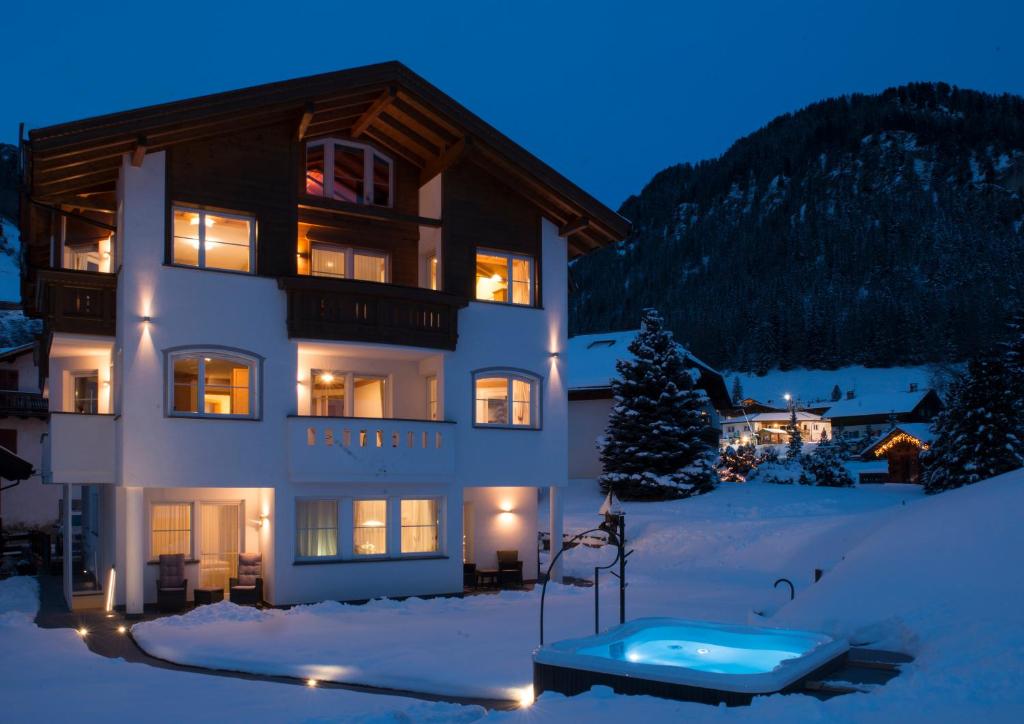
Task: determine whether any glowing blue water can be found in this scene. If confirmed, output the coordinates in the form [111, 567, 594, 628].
[576, 624, 826, 675]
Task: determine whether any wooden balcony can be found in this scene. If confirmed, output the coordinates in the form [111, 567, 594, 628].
[0, 391, 49, 419]
[278, 276, 466, 350]
[35, 269, 117, 337]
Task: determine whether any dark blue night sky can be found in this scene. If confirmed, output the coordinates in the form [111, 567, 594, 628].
[4, 0, 1022, 208]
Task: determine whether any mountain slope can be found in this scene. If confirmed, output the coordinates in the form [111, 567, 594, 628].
[570, 82, 1024, 372]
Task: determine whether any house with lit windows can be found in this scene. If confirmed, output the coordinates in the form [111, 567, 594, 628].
[19, 62, 629, 613]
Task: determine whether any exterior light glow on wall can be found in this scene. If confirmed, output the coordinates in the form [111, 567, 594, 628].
[499, 500, 514, 513]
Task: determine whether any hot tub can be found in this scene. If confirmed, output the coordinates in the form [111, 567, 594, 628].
[533, 618, 849, 705]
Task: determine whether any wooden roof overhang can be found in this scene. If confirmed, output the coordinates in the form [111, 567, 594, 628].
[25, 61, 629, 257]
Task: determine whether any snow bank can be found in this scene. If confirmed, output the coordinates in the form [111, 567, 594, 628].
[0, 577, 482, 722]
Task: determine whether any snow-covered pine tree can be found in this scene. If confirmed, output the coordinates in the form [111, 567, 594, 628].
[716, 443, 757, 482]
[599, 308, 716, 500]
[785, 406, 802, 460]
[799, 435, 853, 487]
[831, 384, 842, 402]
[922, 353, 1024, 494]
[731, 376, 744, 404]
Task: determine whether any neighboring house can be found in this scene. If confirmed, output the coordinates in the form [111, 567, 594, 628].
[567, 330, 730, 479]
[859, 423, 934, 484]
[19, 62, 629, 613]
[722, 397, 785, 417]
[720, 410, 832, 446]
[822, 386, 943, 442]
[0, 340, 51, 528]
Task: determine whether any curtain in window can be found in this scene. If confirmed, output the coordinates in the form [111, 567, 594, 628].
[353, 500, 387, 555]
[511, 257, 532, 305]
[151, 503, 191, 558]
[199, 503, 240, 592]
[512, 378, 532, 426]
[311, 244, 346, 278]
[353, 252, 386, 282]
[296, 500, 338, 558]
[401, 499, 439, 553]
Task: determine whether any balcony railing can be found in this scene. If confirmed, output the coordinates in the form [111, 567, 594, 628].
[43, 412, 116, 485]
[288, 416, 456, 484]
[278, 276, 466, 350]
[35, 269, 117, 337]
[0, 390, 49, 418]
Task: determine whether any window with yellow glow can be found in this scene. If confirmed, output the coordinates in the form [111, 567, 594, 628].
[172, 206, 255, 273]
[475, 250, 534, 305]
[296, 499, 338, 558]
[401, 499, 439, 554]
[308, 243, 389, 283]
[474, 372, 538, 428]
[150, 503, 191, 559]
[353, 500, 387, 555]
[169, 351, 258, 419]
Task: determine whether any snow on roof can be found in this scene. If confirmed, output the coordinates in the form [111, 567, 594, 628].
[824, 390, 931, 418]
[722, 410, 824, 424]
[861, 422, 936, 455]
[566, 329, 718, 390]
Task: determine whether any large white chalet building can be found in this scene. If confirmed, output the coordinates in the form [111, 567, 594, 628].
[19, 63, 628, 613]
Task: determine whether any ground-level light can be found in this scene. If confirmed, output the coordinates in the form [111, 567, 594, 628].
[306, 678, 318, 688]
[517, 685, 535, 708]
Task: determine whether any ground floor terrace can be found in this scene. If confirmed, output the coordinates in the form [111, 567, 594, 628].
[58, 481, 565, 613]
[7, 473, 1021, 721]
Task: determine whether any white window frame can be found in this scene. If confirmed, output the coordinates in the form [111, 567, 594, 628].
[305, 138, 394, 208]
[167, 349, 261, 420]
[309, 242, 391, 283]
[68, 369, 99, 414]
[474, 248, 535, 306]
[149, 501, 194, 562]
[310, 370, 392, 418]
[399, 497, 443, 557]
[171, 206, 257, 273]
[426, 375, 439, 421]
[294, 498, 341, 561]
[472, 369, 541, 429]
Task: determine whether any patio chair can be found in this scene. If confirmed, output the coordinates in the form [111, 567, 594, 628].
[463, 562, 477, 588]
[496, 550, 524, 588]
[156, 553, 188, 612]
[229, 552, 263, 606]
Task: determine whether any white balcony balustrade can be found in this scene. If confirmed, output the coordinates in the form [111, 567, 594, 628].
[44, 412, 116, 484]
[288, 416, 455, 484]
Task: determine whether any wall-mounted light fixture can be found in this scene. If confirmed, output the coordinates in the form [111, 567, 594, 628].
[258, 513, 270, 529]
[141, 316, 152, 324]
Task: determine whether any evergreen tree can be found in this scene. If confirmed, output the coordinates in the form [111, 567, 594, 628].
[922, 353, 1024, 494]
[599, 309, 716, 500]
[831, 384, 842, 402]
[799, 435, 854, 487]
[731, 376, 744, 404]
[785, 406, 803, 460]
[716, 443, 757, 482]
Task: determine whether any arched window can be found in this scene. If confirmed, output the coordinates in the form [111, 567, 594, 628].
[166, 348, 262, 419]
[473, 369, 540, 429]
[305, 138, 393, 207]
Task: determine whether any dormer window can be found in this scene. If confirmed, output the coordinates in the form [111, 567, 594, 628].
[305, 139, 393, 207]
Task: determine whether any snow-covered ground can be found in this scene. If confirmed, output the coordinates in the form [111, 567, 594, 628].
[0, 217, 21, 302]
[725, 365, 942, 407]
[8, 473, 1022, 721]
[133, 482, 920, 699]
[0, 577, 479, 722]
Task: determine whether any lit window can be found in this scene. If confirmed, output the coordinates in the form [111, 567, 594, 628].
[428, 254, 439, 290]
[353, 500, 387, 556]
[169, 351, 259, 419]
[353, 376, 387, 418]
[296, 500, 338, 559]
[309, 372, 388, 418]
[426, 376, 439, 421]
[308, 243, 389, 283]
[401, 499, 439, 554]
[311, 370, 346, 417]
[474, 371, 539, 428]
[151, 503, 191, 559]
[72, 372, 99, 414]
[475, 250, 533, 305]
[305, 139, 393, 208]
[172, 206, 255, 273]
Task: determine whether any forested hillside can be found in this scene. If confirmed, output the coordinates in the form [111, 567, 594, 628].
[570, 83, 1024, 373]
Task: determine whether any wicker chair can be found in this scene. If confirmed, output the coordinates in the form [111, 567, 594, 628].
[463, 562, 477, 588]
[229, 552, 263, 606]
[497, 550, 524, 588]
[156, 554, 188, 612]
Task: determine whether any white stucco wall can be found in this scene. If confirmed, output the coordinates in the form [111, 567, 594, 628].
[568, 397, 612, 480]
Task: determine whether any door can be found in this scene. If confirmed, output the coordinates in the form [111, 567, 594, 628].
[199, 502, 241, 593]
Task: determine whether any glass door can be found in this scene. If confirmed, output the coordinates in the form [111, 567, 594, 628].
[199, 502, 240, 594]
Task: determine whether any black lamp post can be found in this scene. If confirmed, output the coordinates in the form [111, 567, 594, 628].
[539, 494, 631, 646]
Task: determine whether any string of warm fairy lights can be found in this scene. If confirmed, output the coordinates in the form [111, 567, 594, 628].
[873, 432, 928, 457]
